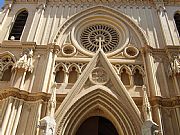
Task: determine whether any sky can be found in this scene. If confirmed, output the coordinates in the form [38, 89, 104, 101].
[0, 0, 4, 8]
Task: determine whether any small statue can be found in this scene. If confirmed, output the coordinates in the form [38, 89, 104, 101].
[169, 55, 180, 76]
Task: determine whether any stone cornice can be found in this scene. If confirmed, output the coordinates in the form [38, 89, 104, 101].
[134, 96, 180, 107]
[0, 87, 65, 102]
[5, 0, 180, 6]
[0, 41, 60, 53]
[0, 87, 180, 107]
[142, 45, 180, 55]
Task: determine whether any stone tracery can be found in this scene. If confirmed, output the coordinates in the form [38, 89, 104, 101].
[0, 53, 15, 81]
[80, 24, 119, 53]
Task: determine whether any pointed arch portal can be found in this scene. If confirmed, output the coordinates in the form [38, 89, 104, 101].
[76, 116, 118, 135]
[56, 86, 142, 135]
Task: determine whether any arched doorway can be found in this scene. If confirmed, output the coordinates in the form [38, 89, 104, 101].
[76, 116, 119, 135]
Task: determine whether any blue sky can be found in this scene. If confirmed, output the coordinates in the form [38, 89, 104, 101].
[0, 0, 4, 8]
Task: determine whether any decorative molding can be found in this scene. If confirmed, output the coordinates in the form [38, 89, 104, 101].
[133, 96, 180, 107]
[0, 88, 180, 108]
[10, 0, 180, 6]
[0, 88, 65, 102]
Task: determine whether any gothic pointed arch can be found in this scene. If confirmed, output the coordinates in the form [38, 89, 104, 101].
[53, 5, 149, 57]
[132, 65, 145, 86]
[56, 85, 142, 135]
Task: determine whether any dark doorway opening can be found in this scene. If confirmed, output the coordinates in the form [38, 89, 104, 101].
[76, 116, 119, 135]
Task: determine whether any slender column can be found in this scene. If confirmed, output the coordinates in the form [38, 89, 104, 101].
[141, 48, 157, 96]
[153, 106, 163, 135]
[1, 97, 13, 135]
[36, 101, 43, 135]
[41, 49, 53, 92]
[11, 99, 23, 135]
[11, 70, 17, 86]
[29, 55, 41, 92]
[20, 71, 27, 90]
[64, 71, 69, 84]
[173, 76, 180, 95]
[130, 74, 134, 87]
[5, 99, 17, 135]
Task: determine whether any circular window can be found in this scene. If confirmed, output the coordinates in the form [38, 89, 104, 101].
[62, 45, 76, 56]
[124, 46, 139, 58]
[80, 24, 119, 53]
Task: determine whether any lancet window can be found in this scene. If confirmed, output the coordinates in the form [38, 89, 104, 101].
[68, 67, 78, 83]
[55, 66, 65, 83]
[8, 10, 28, 40]
[133, 68, 144, 86]
[174, 12, 180, 36]
[120, 68, 130, 86]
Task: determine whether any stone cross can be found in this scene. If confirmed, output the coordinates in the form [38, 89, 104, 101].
[96, 36, 104, 50]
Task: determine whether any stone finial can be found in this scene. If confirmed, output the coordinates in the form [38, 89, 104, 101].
[142, 85, 152, 121]
[47, 83, 57, 117]
[38, 83, 57, 135]
[39, 116, 56, 135]
[141, 85, 159, 135]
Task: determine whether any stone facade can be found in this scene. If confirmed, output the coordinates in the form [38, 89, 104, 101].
[0, 0, 180, 135]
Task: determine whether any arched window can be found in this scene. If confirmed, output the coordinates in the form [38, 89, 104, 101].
[68, 67, 78, 83]
[134, 69, 143, 86]
[55, 67, 64, 83]
[8, 10, 28, 40]
[1, 65, 12, 81]
[174, 13, 180, 36]
[120, 68, 130, 85]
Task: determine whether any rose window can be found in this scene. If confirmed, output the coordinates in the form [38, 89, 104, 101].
[80, 24, 119, 53]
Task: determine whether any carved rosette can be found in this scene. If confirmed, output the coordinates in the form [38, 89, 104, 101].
[89, 67, 109, 85]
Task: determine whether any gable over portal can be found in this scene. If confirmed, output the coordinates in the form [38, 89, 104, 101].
[55, 49, 143, 135]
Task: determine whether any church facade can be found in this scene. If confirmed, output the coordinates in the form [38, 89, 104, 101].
[0, 0, 180, 134]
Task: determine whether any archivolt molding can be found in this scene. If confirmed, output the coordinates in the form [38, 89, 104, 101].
[53, 5, 149, 51]
[55, 85, 142, 135]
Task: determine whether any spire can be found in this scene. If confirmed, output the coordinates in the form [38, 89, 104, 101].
[142, 85, 152, 121]
[141, 85, 159, 135]
[47, 83, 57, 117]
